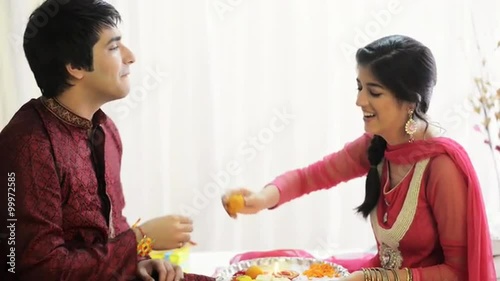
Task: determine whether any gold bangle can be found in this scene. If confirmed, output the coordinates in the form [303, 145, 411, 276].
[373, 269, 381, 281]
[366, 268, 375, 281]
[389, 269, 400, 281]
[404, 268, 413, 281]
[379, 268, 390, 281]
[362, 268, 370, 281]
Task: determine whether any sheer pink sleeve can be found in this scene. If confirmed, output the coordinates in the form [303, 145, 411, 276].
[270, 134, 372, 207]
[413, 155, 468, 281]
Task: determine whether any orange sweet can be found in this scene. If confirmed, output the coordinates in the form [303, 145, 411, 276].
[228, 194, 245, 214]
[302, 263, 338, 279]
[245, 265, 264, 279]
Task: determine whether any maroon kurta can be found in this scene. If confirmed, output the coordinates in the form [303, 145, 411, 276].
[0, 97, 138, 280]
[0, 97, 215, 281]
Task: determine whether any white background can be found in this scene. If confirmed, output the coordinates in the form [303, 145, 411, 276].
[1, 0, 499, 256]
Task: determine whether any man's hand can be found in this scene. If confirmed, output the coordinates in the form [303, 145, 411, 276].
[140, 215, 193, 250]
[137, 259, 184, 281]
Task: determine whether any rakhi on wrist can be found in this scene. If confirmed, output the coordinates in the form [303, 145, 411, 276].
[132, 218, 154, 257]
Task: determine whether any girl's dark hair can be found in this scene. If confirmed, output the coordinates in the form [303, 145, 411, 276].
[354, 35, 437, 218]
[23, 0, 121, 98]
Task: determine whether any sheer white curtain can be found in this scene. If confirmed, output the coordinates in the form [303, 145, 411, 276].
[1, 0, 499, 254]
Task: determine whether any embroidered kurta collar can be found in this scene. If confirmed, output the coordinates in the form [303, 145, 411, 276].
[41, 96, 107, 129]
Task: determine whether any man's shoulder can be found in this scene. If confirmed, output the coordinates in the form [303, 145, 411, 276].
[0, 98, 50, 149]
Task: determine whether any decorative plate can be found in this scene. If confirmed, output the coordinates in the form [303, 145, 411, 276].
[215, 257, 349, 281]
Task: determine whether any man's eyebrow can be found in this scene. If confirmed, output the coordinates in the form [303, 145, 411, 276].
[106, 36, 121, 45]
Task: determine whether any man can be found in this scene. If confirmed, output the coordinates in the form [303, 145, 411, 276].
[0, 1, 209, 280]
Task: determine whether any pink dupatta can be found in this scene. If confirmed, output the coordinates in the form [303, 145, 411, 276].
[384, 137, 496, 281]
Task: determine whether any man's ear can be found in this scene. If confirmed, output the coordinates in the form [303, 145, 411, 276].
[66, 64, 85, 80]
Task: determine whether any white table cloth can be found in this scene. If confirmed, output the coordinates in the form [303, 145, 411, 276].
[189, 251, 236, 276]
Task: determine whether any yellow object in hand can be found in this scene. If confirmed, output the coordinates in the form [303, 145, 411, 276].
[227, 194, 245, 215]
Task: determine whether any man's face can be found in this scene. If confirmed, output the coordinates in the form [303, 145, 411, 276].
[82, 26, 135, 103]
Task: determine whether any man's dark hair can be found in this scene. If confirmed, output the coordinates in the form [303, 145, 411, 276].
[23, 0, 121, 98]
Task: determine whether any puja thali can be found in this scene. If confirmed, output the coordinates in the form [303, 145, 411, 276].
[215, 257, 350, 281]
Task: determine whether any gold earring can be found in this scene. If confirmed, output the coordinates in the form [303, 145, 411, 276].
[405, 109, 417, 143]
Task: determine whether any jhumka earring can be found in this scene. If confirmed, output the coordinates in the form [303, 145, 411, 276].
[405, 109, 417, 143]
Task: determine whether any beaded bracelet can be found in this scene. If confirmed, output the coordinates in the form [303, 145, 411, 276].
[132, 218, 154, 257]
